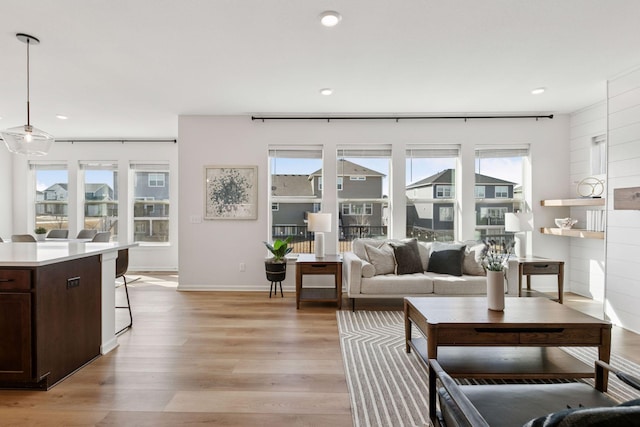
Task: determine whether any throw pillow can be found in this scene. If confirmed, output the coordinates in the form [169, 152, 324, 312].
[389, 239, 423, 275]
[364, 243, 396, 275]
[361, 260, 376, 278]
[463, 242, 486, 276]
[430, 241, 466, 254]
[427, 248, 466, 276]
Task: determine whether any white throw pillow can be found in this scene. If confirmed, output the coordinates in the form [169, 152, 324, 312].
[364, 243, 396, 275]
[361, 260, 376, 278]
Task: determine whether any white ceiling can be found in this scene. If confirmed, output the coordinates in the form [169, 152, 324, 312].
[1, 0, 640, 139]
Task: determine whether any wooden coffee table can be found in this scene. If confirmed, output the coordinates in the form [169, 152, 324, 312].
[404, 297, 612, 417]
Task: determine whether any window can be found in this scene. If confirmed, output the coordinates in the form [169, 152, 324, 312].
[131, 163, 170, 243]
[436, 185, 454, 198]
[148, 173, 165, 187]
[31, 162, 68, 232]
[350, 176, 366, 181]
[269, 147, 322, 253]
[81, 161, 118, 241]
[405, 146, 459, 242]
[495, 186, 509, 198]
[475, 186, 485, 198]
[338, 147, 390, 246]
[439, 207, 454, 222]
[318, 176, 343, 190]
[591, 134, 606, 175]
[475, 147, 529, 242]
[271, 202, 279, 211]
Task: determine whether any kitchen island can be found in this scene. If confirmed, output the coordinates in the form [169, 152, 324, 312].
[0, 241, 135, 390]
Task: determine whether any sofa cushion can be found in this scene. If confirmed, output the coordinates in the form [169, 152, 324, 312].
[389, 238, 423, 275]
[427, 248, 466, 276]
[431, 273, 487, 295]
[463, 242, 487, 276]
[360, 273, 434, 294]
[364, 243, 396, 275]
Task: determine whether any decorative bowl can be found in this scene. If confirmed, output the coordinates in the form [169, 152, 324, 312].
[555, 218, 578, 229]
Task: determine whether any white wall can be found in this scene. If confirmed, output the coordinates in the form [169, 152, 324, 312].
[568, 103, 607, 300]
[606, 67, 640, 334]
[6, 141, 179, 271]
[178, 115, 570, 291]
[0, 148, 12, 239]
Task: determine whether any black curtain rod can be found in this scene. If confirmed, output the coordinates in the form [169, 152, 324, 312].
[252, 114, 553, 122]
[56, 139, 177, 144]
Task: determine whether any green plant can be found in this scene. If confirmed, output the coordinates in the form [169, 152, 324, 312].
[263, 237, 292, 262]
[34, 227, 47, 235]
[480, 239, 515, 272]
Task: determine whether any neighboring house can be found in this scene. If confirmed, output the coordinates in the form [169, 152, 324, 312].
[40, 183, 69, 216]
[133, 171, 170, 241]
[406, 169, 517, 240]
[271, 159, 387, 238]
[84, 183, 116, 217]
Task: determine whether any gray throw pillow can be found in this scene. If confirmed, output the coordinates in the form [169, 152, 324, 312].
[364, 244, 396, 275]
[389, 239, 423, 275]
[361, 260, 376, 278]
[463, 243, 486, 276]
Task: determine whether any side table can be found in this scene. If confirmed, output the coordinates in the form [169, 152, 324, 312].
[295, 254, 342, 309]
[517, 257, 565, 303]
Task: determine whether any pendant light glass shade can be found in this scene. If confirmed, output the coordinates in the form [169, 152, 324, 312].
[1, 33, 54, 156]
[1, 125, 54, 155]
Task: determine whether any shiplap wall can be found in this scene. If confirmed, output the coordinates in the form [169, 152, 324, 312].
[606, 67, 640, 334]
[568, 103, 607, 301]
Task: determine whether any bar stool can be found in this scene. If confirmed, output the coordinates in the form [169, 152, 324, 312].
[115, 250, 132, 334]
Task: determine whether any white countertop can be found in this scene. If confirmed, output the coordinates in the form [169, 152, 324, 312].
[0, 241, 137, 267]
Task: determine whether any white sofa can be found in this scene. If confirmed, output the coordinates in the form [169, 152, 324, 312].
[343, 238, 519, 310]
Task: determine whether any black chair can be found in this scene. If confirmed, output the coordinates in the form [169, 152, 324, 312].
[47, 229, 69, 238]
[77, 229, 98, 239]
[115, 250, 132, 334]
[429, 359, 640, 427]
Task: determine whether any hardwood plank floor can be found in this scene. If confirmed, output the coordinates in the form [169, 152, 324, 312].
[1, 273, 639, 426]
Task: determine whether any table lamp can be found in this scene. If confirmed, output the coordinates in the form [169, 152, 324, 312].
[308, 213, 332, 258]
[505, 212, 533, 258]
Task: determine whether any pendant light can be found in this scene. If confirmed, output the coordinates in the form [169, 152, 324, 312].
[0, 33, 54, 156]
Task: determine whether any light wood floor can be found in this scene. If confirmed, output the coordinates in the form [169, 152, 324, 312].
[1, 273, 639, 426]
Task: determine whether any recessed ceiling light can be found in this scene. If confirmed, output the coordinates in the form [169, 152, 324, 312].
[56, 114, 68, 120]
[531, 87, 546, 95]
[320, 11, 341, 27]
[319, 88, 334, 96]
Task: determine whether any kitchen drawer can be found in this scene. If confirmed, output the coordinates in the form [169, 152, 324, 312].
[522, 262, 560, 275]
[0, 269, 31, 291]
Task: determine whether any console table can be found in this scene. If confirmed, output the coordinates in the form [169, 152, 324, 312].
[295, 254, 342, 309]
[517, 257, 564, 303]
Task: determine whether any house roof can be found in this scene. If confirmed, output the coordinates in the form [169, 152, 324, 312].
[3, 1, 638, 138]
[45, 183, 68, 191]
[85, 183, 112, 193]
[271, 175, 316, 197]
[309, 159, 386, 178]
[406, 169, 516, 189]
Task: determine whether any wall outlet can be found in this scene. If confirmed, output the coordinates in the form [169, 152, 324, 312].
[239, 262, 246, 272]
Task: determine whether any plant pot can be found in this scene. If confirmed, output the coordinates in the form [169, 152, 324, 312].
[486, 270, 505, 311]
[35, 234, 46, 241]
[265, 260, 287, 282]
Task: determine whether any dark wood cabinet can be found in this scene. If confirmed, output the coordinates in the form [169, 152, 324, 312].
[0, 256, 102, 389]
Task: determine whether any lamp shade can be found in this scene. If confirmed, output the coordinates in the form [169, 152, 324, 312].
[308, 213, 332, 233]
[504, 212, 533, 232]
[1, 125, 54, 156]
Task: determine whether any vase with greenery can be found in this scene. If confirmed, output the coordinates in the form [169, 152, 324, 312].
[34, 227, 47, 241]
[480, 239, 515, 311]
[263, 237, 292, 297]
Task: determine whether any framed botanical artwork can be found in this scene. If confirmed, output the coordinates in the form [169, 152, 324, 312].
[204, 165, 258, 220]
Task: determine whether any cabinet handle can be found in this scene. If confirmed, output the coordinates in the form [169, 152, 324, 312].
[312, 264, 327, 268]
[0, 279, 15, 282]
[533, 265, 550, 268]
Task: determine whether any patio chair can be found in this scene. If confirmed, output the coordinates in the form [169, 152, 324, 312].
[11, 234, 36, 242]
[77, 229, 98, 239]
[91, 231, 111, 242]
[47, 229, 69, 238]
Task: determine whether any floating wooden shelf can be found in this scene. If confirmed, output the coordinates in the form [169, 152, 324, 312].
[540, 227, 604, 240]
[540, 198, 605, 207]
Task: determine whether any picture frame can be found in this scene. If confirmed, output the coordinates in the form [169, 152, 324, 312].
[204, 165, 258, 220]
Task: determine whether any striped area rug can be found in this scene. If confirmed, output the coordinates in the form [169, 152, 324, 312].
[337, 310, 640, 427]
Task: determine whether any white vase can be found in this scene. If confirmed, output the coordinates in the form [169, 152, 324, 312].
[36, 234, 46, 241]
[486, 270, 505, 311]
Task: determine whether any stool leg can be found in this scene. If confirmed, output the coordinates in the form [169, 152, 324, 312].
[116, 275, 132, 335]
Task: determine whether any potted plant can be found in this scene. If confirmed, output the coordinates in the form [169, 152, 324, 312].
[263, 237, 292, 296]
[34, 227, 47, 241]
